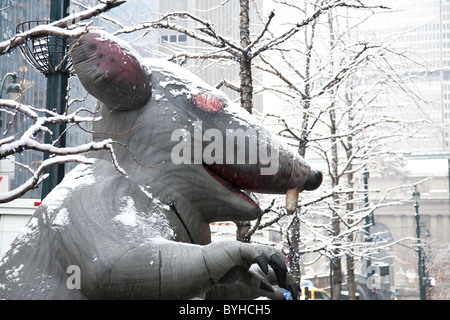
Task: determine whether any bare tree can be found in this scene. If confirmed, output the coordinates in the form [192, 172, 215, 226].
[250, 0, 429, 299]
[423, 240, 450, 300]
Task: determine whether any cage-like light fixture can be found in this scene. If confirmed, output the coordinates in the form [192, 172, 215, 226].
[16, 20, 73, 76]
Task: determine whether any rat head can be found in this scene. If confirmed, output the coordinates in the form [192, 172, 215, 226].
[69, 30, 322, 222]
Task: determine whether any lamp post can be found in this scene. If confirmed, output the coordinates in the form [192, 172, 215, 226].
[412, 185, 426, 300]
[0, 72, 22, 130]
[17, 0, 72, 199]
[39, 0, 71, 200]
[0, 73, 21, 100]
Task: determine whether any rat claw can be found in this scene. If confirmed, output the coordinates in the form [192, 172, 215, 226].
[269, 253, 287, 288]
[270, 253, 288, 273]
[260, 278, 275, 293]
[254, 253, 269, 275]
[288, 283, 300, 300]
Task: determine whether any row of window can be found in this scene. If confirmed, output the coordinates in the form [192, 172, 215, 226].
[160, 34, 187, 43]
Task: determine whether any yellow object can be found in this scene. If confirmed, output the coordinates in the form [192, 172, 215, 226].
[301, 287, 331, 300]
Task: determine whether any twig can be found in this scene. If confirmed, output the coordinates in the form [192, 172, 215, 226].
[0, 0, 125, 56]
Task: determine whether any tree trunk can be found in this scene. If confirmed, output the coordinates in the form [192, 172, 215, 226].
[346, 193, 357, 300]
[327, 9, 342, 301]
[235, 0, 253, 241]
[235, 221, 251, 242]
[288, 215, 302, 284]
[239, 0, 253, 114]
[287, 11, 317, 287]
[346, 255, 357, 300]
[345, 100, 357, 300]
[330, 103, 342, 300]
[331, 203, 342, 300]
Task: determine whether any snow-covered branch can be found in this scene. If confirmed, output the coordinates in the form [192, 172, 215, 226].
[0, 155, 93, 203]
[0, 1, 131, 202]
[0, 0, 125, 55]
[0, 97, 127, 202]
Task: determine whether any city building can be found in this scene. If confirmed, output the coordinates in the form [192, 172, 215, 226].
[365, 0, 450, 299]
[370, 0, 450, 152]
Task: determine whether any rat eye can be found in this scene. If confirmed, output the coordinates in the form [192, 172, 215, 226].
[192, 92, 223, 112]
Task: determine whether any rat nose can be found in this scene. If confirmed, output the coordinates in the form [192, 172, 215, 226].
[303, 169, 323, 191]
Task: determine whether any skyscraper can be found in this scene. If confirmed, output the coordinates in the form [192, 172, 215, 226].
[371, 0, 450, 153]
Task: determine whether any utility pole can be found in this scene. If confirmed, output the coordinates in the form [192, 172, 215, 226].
[41, 0, 70, 200]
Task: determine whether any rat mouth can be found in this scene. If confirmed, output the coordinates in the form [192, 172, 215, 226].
[203, 164, 260, 210]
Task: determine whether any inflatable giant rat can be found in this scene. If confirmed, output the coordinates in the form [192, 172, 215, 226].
[0, 30, 322, 299]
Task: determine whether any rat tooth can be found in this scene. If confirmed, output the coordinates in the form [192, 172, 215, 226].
[286, 188, 299, 214]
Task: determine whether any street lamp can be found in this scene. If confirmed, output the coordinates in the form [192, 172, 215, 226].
[412, 185, 426, 300]
[0, 72, 21, 100]
[1, 72, 22, 130]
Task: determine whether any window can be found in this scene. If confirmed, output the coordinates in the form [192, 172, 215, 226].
[314, 291, 330, 300]
[161, 34, 187, 44]
[444, 71, 450, 81]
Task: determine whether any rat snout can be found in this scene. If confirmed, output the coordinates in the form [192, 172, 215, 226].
[303, 169, 323, 191]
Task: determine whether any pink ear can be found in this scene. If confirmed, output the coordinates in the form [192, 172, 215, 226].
[193, 92, 223, 112]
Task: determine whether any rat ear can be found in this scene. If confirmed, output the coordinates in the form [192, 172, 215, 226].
[69, 30, 151, 111]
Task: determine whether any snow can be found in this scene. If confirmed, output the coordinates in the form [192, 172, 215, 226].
[52, 208, 70, 229]
[141, 56, 277, 150]
[42, 163, 95, 214]
[9, 217, 39, 250]
[138, 185, 170, 211]
[170, 88, 192, 98]
[154, 93, 166, 101]
[0, 99, 112, 203]
[114, 196, 139, 227]
[113, 193, 174, 239]
[405, 158, 448, 177]
[93, 29, 146, 67]
[5, 264, 24, 283]
[0, 23, 87, 54]
[145, 58, 213, 94]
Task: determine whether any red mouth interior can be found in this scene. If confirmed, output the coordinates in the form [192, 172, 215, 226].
[203, 165, 260, 210]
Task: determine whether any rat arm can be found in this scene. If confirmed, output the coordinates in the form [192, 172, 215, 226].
[70, 239, 294, 299]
